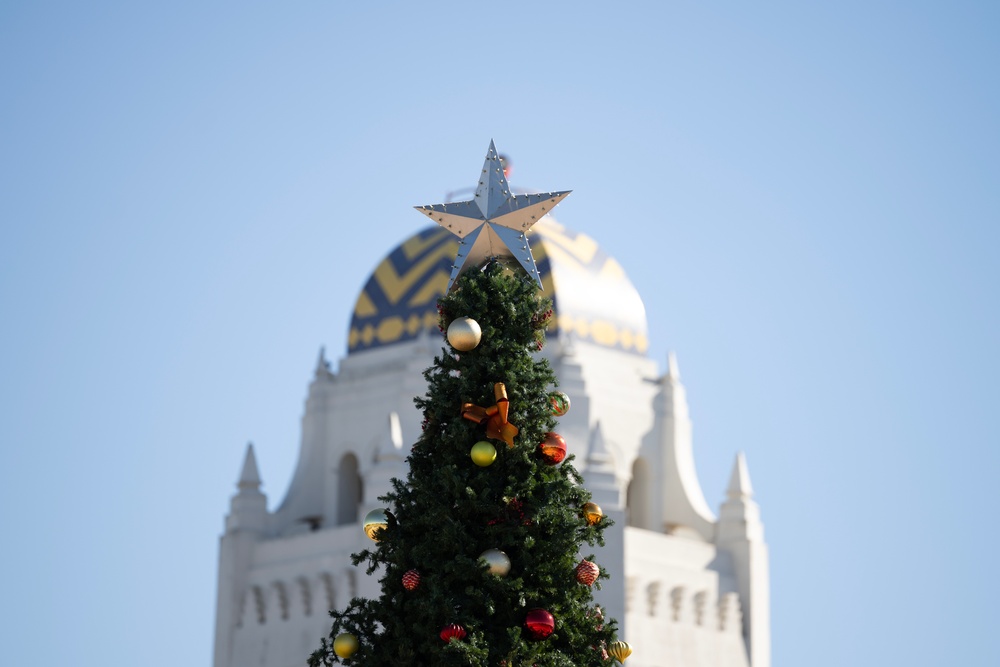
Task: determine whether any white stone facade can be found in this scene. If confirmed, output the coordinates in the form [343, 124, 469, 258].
[213, 224, 770, 667]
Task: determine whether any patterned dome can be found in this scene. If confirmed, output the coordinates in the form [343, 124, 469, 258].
[348, 217, 649, 355]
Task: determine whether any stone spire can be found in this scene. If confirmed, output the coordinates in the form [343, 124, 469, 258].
[582, 421, 627, 633]
[583, 421, 620, 508]
[667, 350, 681, 380]
[216, 443, 269, 667]
[716, 452, 770, 667]
[271, 350, 335, 532]
[314, 346, 333, 379]
[727, 451, 754, 501]
[365, 412, 408, 506]
[375, 411, 405, 463]
[227, 443, 268, 533]
[655, 352, 716, 541]
[238, 442, 262, 491]
[717, 452, 763, 542]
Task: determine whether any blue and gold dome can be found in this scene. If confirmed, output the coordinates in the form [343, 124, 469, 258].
[348, 218, 649, 355]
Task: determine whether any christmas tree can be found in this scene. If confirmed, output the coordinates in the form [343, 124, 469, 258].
[309, 143, 631, 667]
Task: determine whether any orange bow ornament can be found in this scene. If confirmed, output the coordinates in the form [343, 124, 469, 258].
[461, 382, 519, 447]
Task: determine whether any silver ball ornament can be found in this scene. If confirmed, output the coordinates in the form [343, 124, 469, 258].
[479, 548, 512, 577]
[362, 508, 389, 541]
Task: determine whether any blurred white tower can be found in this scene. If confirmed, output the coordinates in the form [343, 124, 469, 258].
[212, 218, 770, 667]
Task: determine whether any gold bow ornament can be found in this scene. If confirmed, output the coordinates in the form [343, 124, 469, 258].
[461, 382, 519, 447]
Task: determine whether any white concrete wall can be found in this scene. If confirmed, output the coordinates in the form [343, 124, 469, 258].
[215, 335, 769, 667]
[624, 529, 749, 667]
[227, 525, 370, 667]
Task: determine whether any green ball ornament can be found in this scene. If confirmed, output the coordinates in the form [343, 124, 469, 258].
[447, 316, 482, 351]
[333, 633, 359, 658]
[548, 391, 571, 416]
[470, 440, 497, 467]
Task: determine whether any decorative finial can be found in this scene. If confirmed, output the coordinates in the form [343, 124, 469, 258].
[238, 442, 262, 491]
[585, 421, 616, 476]
[414, 140, 570, 291]
[315, 346, 331, 376]
[726, 452, 754, 500]
[667, 351, 681, 381]
[375, 412, 404, 462]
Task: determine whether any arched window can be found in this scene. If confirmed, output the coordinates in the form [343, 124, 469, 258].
[626, 457, 652, 529]
[336, 453, 362, 525]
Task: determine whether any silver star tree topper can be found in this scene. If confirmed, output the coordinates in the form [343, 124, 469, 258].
[415, 140, 571, 292]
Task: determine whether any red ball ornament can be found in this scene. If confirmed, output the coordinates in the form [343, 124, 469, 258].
[576, 559, 600, 586]
[538, 432, 567, 465]
[524, 608, 555, 640]
[440, 623, 467, 642]
[402, 569, 420, 591]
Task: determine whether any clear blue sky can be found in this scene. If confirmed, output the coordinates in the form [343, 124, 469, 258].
[1, 2, 997, 666]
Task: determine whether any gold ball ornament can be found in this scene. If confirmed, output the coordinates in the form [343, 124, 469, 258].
[362, 508, 389, 541]
[447, 316, 482, 351]
[582, 502, 604, 525]
[333, 633, 359, 659]
[479, 548, 512, 576]
[608, 640, 632, 663]
[470, 440, 497, 467]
